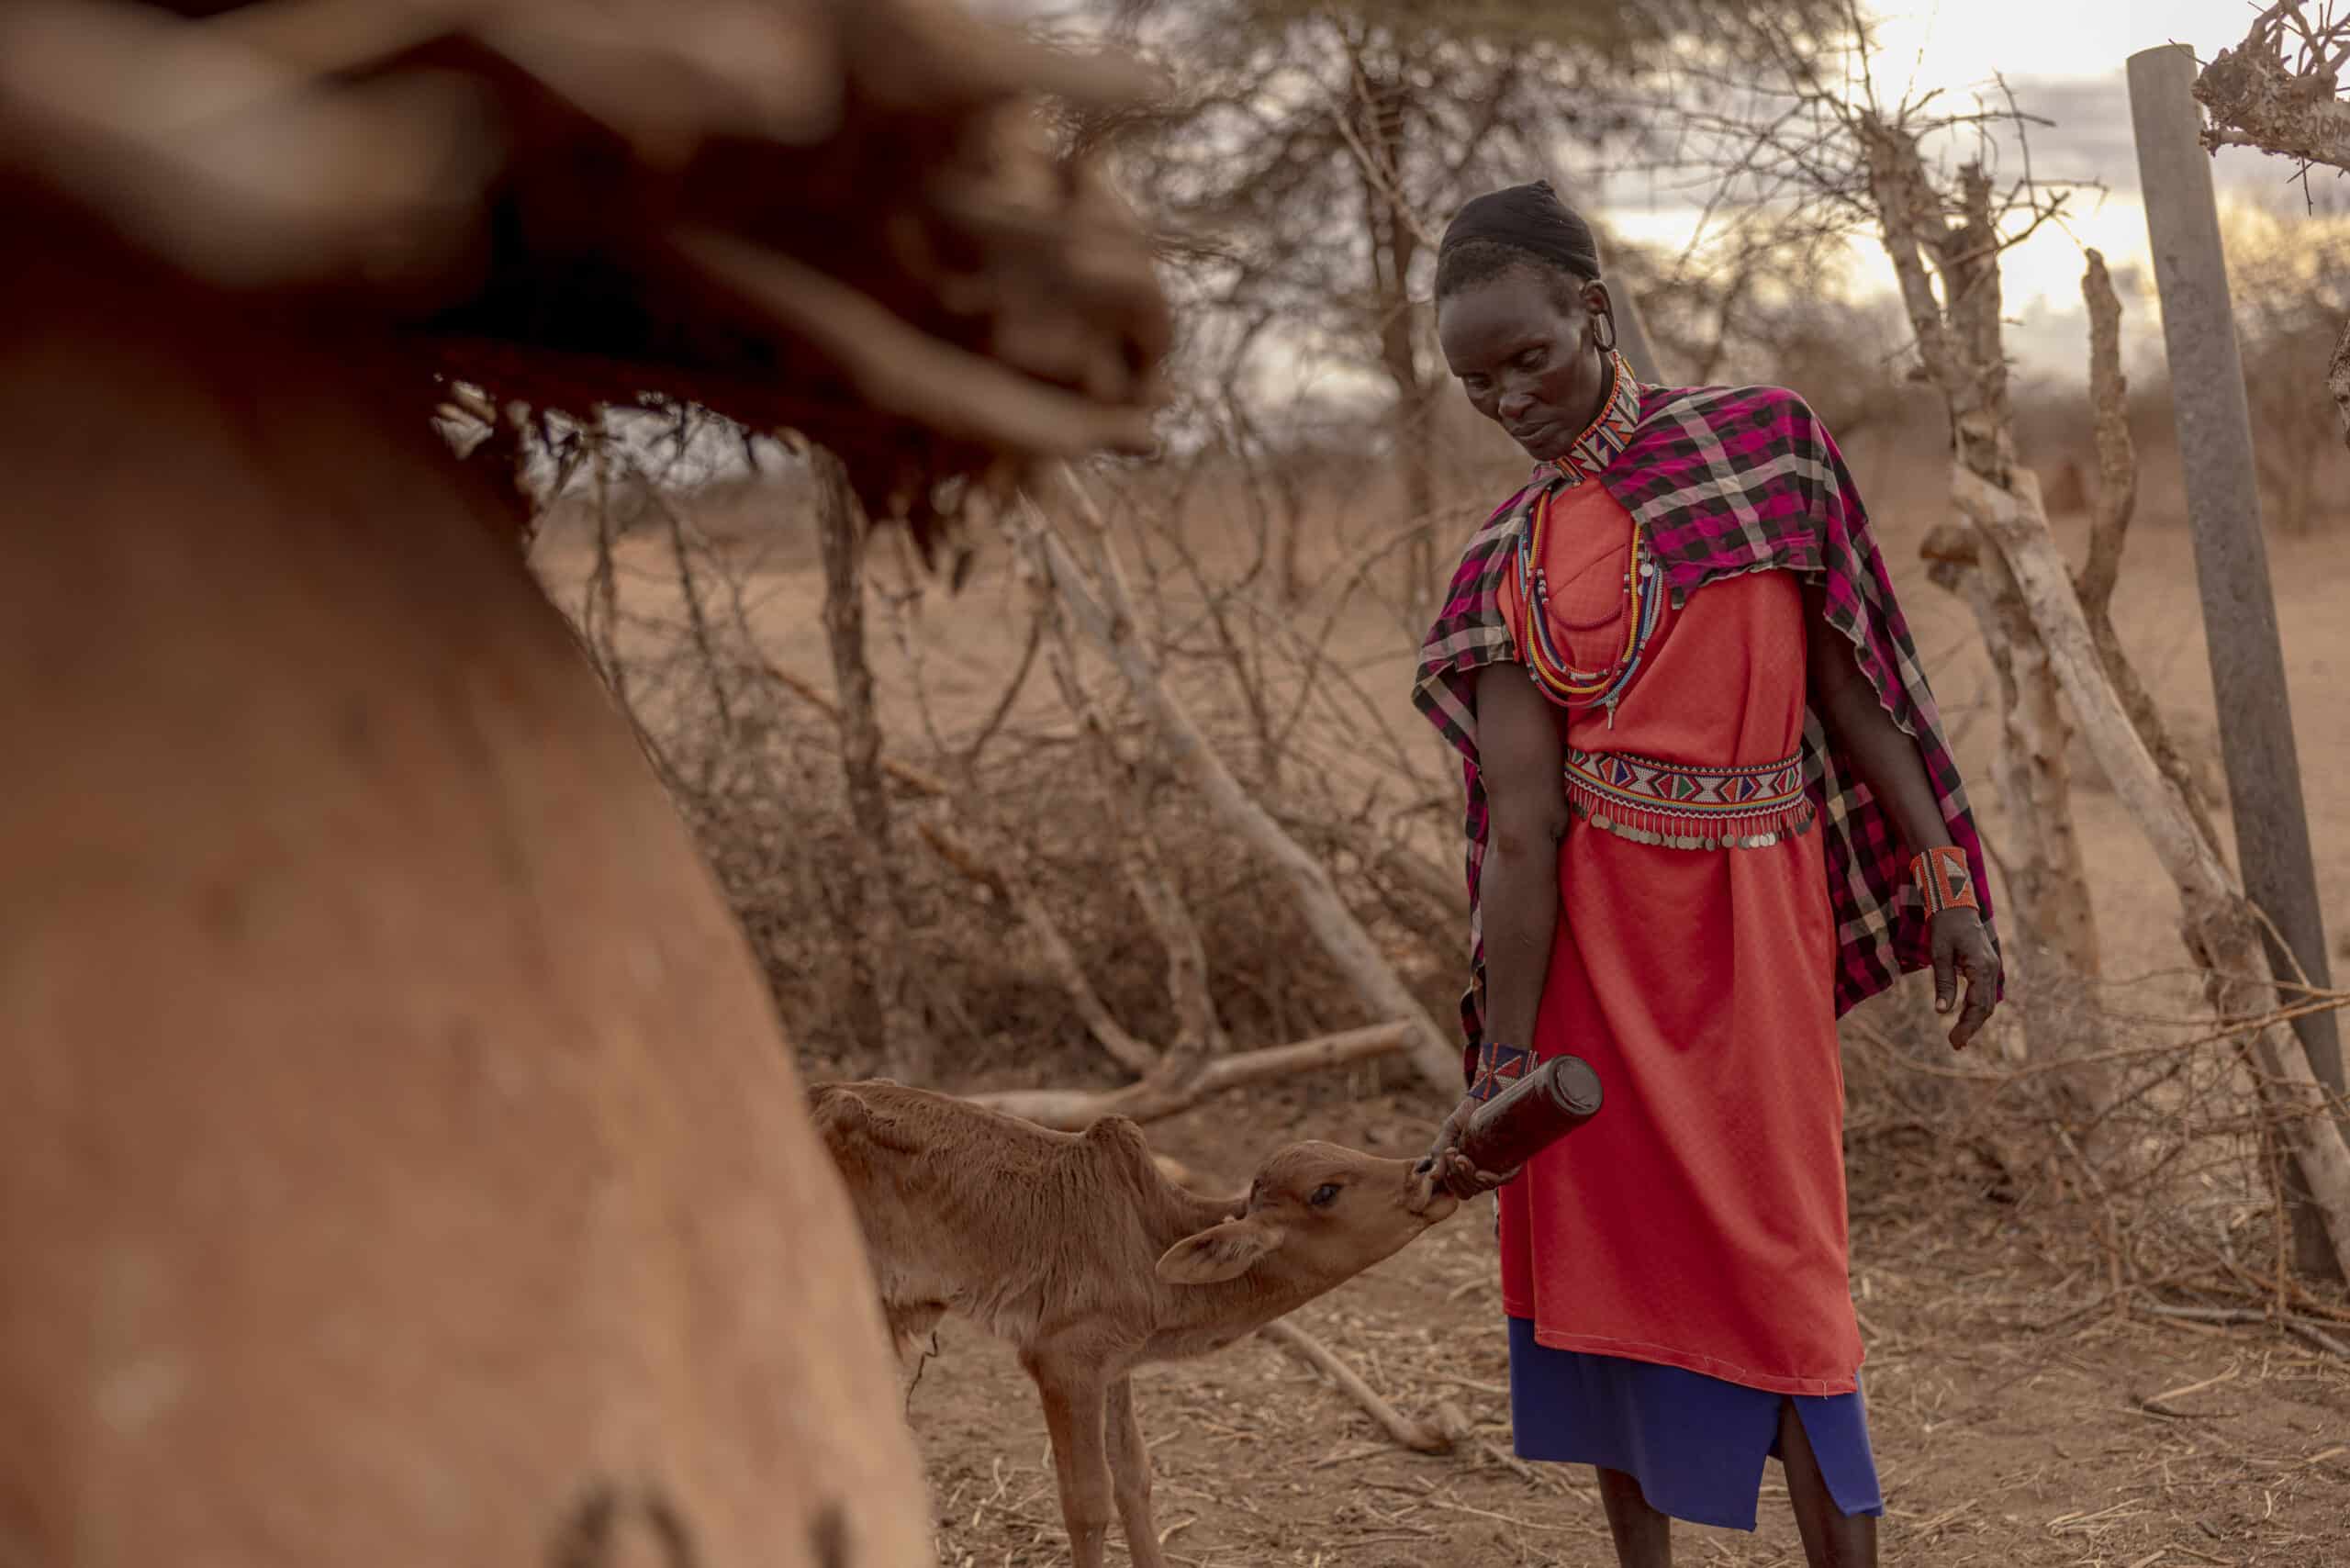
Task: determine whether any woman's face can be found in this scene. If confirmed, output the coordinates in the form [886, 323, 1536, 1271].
[1437, 265, 1612, 464]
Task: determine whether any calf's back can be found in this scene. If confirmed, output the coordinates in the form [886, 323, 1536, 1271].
[813, 1083, 1192, 1356]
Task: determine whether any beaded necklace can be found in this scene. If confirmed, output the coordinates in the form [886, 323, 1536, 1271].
[1512, 352, 1656, 726]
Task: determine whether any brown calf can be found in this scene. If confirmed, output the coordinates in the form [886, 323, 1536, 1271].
[812, 1080, 1460, 1568]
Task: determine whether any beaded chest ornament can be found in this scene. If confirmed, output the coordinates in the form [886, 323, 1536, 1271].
[1512, 481, 1661, 728]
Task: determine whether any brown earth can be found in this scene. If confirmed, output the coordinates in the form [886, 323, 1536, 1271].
[906, 1080, 2350, 1568]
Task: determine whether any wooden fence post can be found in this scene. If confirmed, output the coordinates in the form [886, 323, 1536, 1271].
[2128, 42, 2344, 1278]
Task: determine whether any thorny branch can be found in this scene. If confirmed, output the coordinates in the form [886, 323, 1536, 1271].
[2194, 3, 2350, 450]
[2197, 2, 2350, 176]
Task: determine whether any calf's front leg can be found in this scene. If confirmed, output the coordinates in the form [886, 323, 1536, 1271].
[1025, 1354, 1114, 1568]
[1106, 1376, 1168, 1568]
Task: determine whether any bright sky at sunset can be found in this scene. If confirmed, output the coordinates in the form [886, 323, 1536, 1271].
[977, 0, 2299, 398]
[1603, 0, 2280, 379]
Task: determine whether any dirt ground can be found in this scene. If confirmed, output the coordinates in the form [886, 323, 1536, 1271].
[904, 1079, 2350, 1568]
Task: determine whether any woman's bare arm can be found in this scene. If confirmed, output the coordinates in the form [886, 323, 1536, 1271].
[1474, 665, 1572, 1053]
[1423, 663, 1569, 1196]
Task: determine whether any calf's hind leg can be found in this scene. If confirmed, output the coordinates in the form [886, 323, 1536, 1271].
[1026, 1355, 1114, 1568]
[1107, 1376, 1167, 1568]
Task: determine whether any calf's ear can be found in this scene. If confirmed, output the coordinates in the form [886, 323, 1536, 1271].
[1156, 1215, 1285, 1284]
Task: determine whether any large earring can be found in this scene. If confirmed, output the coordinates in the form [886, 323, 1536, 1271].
[1593, 311, 1618, 355]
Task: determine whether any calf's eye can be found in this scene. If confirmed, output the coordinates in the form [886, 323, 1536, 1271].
[1309, 1183, 1340, 1207]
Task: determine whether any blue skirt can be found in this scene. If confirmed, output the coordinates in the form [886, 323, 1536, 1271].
[1507, 1318, 1883, 1531]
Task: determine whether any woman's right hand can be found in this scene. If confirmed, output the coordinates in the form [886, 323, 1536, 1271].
[1416, 1096, 1519, 1201]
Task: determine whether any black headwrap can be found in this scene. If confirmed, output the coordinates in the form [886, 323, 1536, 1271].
[1438, 179, 1602, 281]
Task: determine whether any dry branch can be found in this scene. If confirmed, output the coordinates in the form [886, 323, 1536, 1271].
[2075, 250, 2135, 622]
[2193, 6, 2350, 452]
[1864, 119, 2099, 1071]
[1955, 465, 2350, 1275]
[2195, 5, 2350, 175]
[1259, 1320, 1465, 1455]
[2075, 249, 2222, 857]
[1035, 578, 1226, 1070]
[811, 451, 928, 1077]
[753, 550, 1181, 1083]
[1277, 812, 1470, 927]
[756, 660, 952, 800]
[2143, 1301, 2350, 1361]
[969, 1020, 1416, 1129]
[1021, 478, 1462, 1095]
[916, 817, 1162, 1077]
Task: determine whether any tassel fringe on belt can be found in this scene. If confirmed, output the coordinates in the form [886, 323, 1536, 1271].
[1564, 746, 1815, 851]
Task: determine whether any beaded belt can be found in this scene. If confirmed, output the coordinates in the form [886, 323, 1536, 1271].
[1563, 745, 1815, 851]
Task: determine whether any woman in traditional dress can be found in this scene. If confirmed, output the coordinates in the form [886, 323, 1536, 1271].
[1415, 181, 2004, 1568]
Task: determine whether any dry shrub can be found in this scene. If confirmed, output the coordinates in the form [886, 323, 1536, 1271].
[536, 472, 1465, 1091]
[697, 738, 1454, 1086]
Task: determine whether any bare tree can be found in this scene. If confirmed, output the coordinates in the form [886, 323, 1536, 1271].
[1628, 244, 1912, 438]
[1101, 0, 1851, 617]
[1861, 118, 2103, 1050]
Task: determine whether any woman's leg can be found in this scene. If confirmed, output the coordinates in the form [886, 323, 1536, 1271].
[1776, 1401, 1876, 1568]
[1595, 1466, 1671, 1568]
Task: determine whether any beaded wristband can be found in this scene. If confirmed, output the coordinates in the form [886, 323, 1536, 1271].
[1469, 1039, 1534, 1103]
[1912, 845, 1979, 915]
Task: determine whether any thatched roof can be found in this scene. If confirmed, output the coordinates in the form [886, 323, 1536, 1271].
[0, 0, 1174, 543]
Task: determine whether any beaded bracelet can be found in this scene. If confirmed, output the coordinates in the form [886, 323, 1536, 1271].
[1912, 845, 1979, 916]
[1469, 1039, 1534, 1103]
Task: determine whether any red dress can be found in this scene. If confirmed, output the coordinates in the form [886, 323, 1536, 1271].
[1494, 479, 1863, 1397]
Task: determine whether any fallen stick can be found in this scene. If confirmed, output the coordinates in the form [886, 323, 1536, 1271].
[2143, 1304, 2264, 1325]
[2142, 1303, 2350, 1361]
[970, 1021, 1414, 1130]
[1259, 1319, 1463, 1455]
[2287, 1318, 2350, 1361]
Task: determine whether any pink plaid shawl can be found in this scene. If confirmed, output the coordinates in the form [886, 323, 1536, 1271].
[1412, 380, 1999, 1079]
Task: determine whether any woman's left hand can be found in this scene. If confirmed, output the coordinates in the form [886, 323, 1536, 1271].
[1416, 1098, 1521, 1201]
[1930, 907, 2000, 1050]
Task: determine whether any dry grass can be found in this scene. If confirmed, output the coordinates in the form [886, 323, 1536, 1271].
[901, 1078, 2350, 1566]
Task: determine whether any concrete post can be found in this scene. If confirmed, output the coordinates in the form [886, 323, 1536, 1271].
[2129, 42, 2344, 1278]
